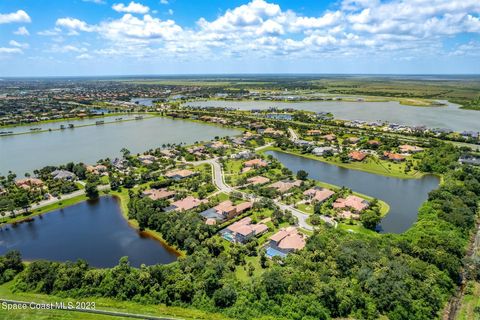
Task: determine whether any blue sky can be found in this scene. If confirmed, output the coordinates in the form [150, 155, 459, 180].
[1, 0, 480, 76]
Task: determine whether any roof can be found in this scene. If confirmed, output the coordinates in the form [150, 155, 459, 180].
[214, 200, 236, 213]
[170, 196, 206, 211]
[399, 144, 424, 153]
[143, 189, 175, 201]
[244, 159, 268, 167]
[269, 227, 306, 251]
[247, 176, 270, 185]
[349, 151, 367, 161]
[16, 178, 44, 187]
[304, 187, 335, 202]
[226, 217, 268, 237]
[269, 180, 302, 193]
[165, 169, 195, 178]
[384, 151, 405, 161]
[333, 195, 369, 212]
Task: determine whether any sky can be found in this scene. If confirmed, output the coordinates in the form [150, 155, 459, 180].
[1, 0, 480, 76]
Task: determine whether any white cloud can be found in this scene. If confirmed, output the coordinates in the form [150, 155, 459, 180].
[0, 10, 31, 24]
[0, 47, 23, 54]
[30, 0, 480, 61]
[168, 9, 174, 15]
[14, 26, 30, 36]
[56, 18, 96, 32]
[112, 2, 150, 14]
[9, 40, 29, 49]
[99, 14, 182, 40]
[160, 0, 169, 4]
[76, 53, 93, 59]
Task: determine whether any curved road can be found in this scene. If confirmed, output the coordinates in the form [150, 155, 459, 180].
[192, 156, 336, 231]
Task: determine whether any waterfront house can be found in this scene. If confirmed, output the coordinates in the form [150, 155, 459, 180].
[165, 169, 196, 180]
[349, 151, 367, 161]
[164, 196, 207, 212]
[383, 151, 406, 162]
[266, 227, 306, 258]
[303, 187, 335, 203]
[312, 146, 337, 156]
[138, 154, 157, 165]
[333, 195, 369, 212]
[222, 217, 268, 243]
[15, 178, 44, 190]
[143, 188, 176, 201]
[86, 164, 108, 175]
[51, 170, 76, 180]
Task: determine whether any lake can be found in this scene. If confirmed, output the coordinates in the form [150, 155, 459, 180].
[0, 116, 241, 175]
[185, 100, 480, 132]
[266, 150, 440, 233]
[0, 196, 178, 267]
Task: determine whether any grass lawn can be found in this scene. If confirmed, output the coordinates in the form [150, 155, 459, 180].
[235, 255, 264, 281]
[337, 223, 381, 237]
[457, 281, 480, 320]
[261, 147, 424, 179]
[0, 280, 228, 320]
[295, 203, 314, 214]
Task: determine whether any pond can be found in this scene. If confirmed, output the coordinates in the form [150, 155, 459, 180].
[266, 150, 440, 233]
[185, 100, 480, 132]
[0, 196, 178, 267]
[0, 116, 241, 175]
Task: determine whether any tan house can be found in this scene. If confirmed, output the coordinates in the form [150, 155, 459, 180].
[143, 188, 176, 201]
[266, 227, 306, 258]
[247, 176, 271, 185]
[269, 180, 302, 193]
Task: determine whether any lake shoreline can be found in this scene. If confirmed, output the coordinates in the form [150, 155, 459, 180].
[259, 146, 429, 180]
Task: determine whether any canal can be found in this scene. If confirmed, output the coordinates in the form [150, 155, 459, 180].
[0, 196, 178, 267]
[266, 150, 440, 233]
[0, 116, 241, 175]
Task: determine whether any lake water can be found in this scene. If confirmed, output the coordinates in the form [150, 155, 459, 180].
[0, 196, 178, 267]
[185, 100, 480, 132]
[266, 150, 440, 233]
[0, 117, 240, 175]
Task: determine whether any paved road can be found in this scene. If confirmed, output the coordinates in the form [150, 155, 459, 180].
[288, 127, 299, 141]
[192, 156, 335, 230]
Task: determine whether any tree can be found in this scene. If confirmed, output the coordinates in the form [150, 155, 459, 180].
[85, 182, 99, 199]
[213, 285, 237, 308]
[361, 209, 382, 230]
[296, 170, 309, 181]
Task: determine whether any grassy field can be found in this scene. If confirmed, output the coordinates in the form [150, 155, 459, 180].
[0, 280, 228, 320]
